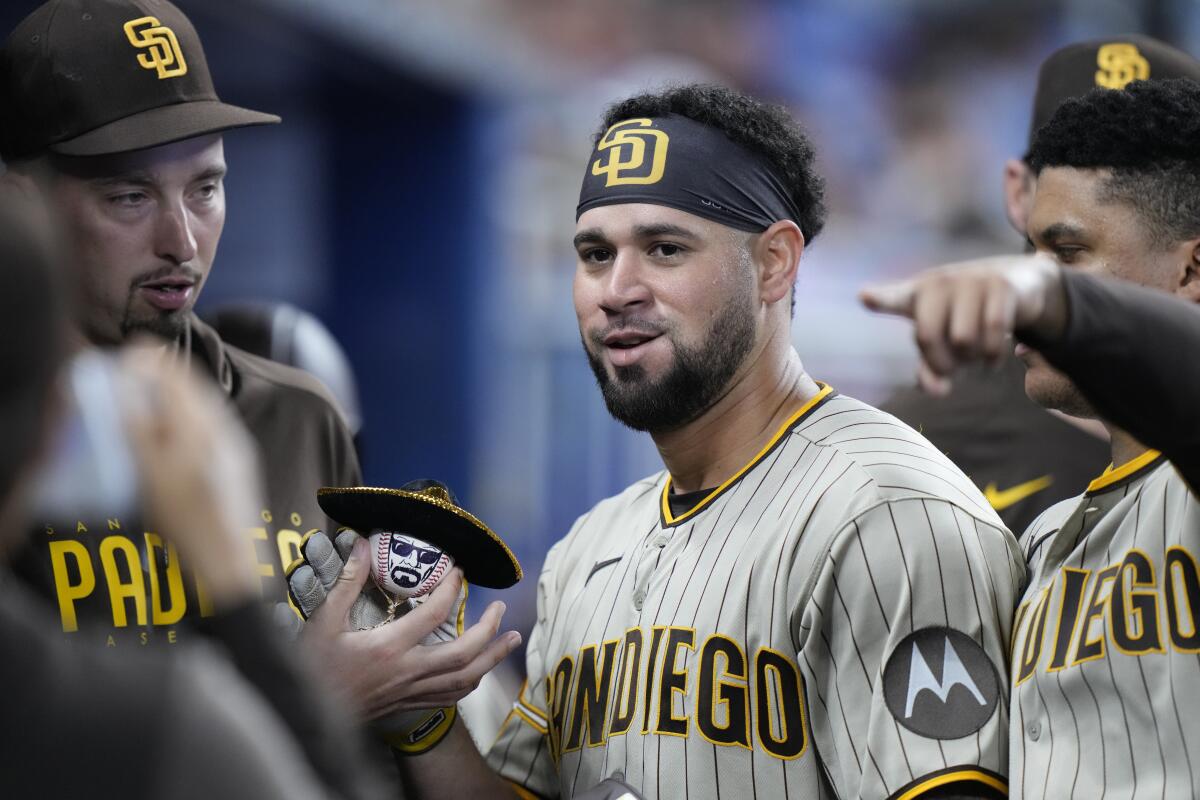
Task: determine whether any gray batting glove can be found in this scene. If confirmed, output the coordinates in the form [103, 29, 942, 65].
[282, 529, 388, 632]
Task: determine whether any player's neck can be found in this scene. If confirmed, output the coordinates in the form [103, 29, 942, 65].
[1108, 425, 1153, 471]
[653, 347, 820, 494]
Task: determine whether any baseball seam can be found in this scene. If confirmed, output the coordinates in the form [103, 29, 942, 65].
[375, 532, 390, 584]
[417, 554, 450, 597]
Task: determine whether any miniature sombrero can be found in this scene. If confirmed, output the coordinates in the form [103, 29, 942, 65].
[317, 479, 522, 589]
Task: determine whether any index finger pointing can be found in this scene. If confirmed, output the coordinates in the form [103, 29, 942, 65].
[859, 279, 917, 317]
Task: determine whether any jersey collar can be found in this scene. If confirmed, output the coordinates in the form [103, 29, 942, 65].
[659, 383, 835, 527]
[1085, 448, 1164, 494]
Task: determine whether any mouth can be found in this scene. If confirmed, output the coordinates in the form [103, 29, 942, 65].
[393, 566, 421, 587]
[602, 329, 664, 368]
[137, 275, 196, 313]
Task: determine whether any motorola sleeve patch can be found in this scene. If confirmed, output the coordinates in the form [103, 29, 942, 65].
[882, 627, 1000, 739]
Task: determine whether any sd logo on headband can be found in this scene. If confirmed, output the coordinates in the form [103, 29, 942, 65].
[1095, 43, 1149, 89]
[124, 16, 188, 80]
[592, 119, 669, 187]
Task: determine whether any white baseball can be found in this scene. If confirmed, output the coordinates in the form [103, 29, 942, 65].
[368, 531, 453, 600]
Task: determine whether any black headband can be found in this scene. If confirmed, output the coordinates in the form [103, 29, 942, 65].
[577, 114, 802, 233]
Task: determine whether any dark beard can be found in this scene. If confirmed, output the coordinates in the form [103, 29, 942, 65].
[584, 294, 755, 433]
[120, 310, 189, 341]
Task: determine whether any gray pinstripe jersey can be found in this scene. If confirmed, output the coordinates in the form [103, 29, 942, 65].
[1010, 450, 1200, 799]
[488, 388, 1023, 799]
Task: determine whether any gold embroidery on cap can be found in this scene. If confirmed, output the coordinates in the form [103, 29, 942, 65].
[123, 16, 188, 80]
[592, 119, 670, 187]
[1095, 43, 1149, 89]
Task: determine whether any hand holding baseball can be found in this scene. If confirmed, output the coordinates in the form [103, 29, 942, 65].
[292, 533, 521, 719]
[859, 253, 1068, 395]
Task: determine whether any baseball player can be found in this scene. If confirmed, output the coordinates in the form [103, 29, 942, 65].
[882, 36, 1200, 535]
[863, 77, 1200, 798]
[0, 0, 521, 768]
[364, 84, 1022, 799]
[0, 0, 361, 645]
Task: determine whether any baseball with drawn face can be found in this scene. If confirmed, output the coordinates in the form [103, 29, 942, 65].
[367, 530, 454, 600]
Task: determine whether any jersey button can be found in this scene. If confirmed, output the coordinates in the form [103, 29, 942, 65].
[633, 589, 646, 609]
[1027, 721, 1041, 741]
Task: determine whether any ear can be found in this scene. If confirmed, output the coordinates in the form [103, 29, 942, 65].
[0, 168, 42, 204]
[1002, 158, 1034, 238]
[1176, 239, 1200, 304]
[754, 219, 804, 306]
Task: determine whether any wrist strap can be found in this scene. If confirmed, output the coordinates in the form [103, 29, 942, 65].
[382, 706, 457, 755]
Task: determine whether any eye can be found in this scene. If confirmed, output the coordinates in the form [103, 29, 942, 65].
[194, 182, 219, 201]
[108, 191, 148, 208]
[650, 242, 685, 258]
[579, 247, 613, 265]
[1052, 245, 1085, 264]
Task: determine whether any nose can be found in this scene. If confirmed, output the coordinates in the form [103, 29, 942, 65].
[598, 251, 652, 315]
[154, 201, 197, 265]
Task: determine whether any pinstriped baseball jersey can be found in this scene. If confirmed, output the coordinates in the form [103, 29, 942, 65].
[1009, 450, 1200, 799]
[488, 386, 1023, 799]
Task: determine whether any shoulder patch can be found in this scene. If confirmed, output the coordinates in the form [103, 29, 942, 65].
[882, 627, 999, 739]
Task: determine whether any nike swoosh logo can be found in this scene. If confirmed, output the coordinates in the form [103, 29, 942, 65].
[586, 557, 622, 585]
[983, 475, 1053, 511]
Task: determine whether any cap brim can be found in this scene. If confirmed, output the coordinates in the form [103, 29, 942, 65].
[317, 486, 523, 590]
[49, 99, 280, 157]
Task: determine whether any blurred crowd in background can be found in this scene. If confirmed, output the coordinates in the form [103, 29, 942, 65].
[1, 0, 1188, 682]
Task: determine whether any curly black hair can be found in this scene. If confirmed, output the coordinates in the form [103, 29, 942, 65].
[596, 84, 827, 245]
[1027, 78, 1200, 246]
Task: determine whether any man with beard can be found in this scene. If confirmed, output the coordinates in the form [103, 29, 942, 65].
[0, 0, 518, 748]
[0, 0, 359, 643]
[862, 77, 1200, 798]
[375, 84, 1022, 800]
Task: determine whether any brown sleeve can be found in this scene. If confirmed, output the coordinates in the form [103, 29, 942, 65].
[1019, 270, 1200, 491]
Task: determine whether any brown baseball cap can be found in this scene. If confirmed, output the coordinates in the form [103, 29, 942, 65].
[0, 0, 279, 161]
[1028, 35, 1200, 147]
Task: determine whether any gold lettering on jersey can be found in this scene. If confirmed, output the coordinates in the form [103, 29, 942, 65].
[754, 648, 807, 760]
[591, 119, 669, 187]
[1046, 568, 1089, 671]
[563, 639, 620, 752]
[1095, 43, 1150, 89]
[49, 540, 94, 633]
[696, 635, 751, 750]
[608, 628, 643, 738]
[123, 16, 188, 80]
[42, 514, 308, 636]
[1165, 546, 1200, 651]
[1072, 564, 1119, 666]
[1015, 588, 1051, 686]
[546, 654, 574, 763]
[641, 626, 667, 734]
[1109, 549, 1164, 655]
[145, 533, 186, 626]
[1012, 547, 1200, 678]
[1010, 599, 1030, 665]
[655, 628, 696, 737]
[99, 536, 148, 627]
[552, 626, 808, 761]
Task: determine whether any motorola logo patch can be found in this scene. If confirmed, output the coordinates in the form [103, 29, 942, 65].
[882, 627, 1000, 739]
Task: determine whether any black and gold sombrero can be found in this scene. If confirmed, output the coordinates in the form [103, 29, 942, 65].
[317, 479, 522, 589]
